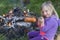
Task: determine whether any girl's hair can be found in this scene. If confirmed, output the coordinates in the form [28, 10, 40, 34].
[41, 1, 59, 20]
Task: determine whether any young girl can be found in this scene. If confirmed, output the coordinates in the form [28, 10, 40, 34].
[27, 1, 59, 40]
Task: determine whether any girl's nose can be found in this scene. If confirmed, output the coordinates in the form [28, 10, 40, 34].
[43, 11, 47, 15]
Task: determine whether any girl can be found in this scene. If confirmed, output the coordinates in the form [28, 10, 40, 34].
[27, 1, 59, 40]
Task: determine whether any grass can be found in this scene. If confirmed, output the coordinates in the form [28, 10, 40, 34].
[0, 33, 28, 40]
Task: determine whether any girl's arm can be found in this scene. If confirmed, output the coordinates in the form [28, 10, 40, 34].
[38, 18, 58, 32]
[58, 19, 60, 26]
[41, 19, 57, 32]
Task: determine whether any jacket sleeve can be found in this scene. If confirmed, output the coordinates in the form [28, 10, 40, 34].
[40, 18, 58, 32]
[58, 19, 60, 26]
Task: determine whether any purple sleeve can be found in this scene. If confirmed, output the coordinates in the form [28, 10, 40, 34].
[41, 18, 57, 32]
[58, 19, 60, 26]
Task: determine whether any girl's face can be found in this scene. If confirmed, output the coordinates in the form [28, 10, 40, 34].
[41, 6, 52, 17]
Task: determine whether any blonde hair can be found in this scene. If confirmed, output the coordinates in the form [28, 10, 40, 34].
[41, 1, 59, 20]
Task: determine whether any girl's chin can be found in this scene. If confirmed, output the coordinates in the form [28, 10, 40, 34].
[43, 16, 46, 18]
[43, 15, 50, 18]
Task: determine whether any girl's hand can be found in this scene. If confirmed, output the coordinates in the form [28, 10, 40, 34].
[38, 17, 44, 27]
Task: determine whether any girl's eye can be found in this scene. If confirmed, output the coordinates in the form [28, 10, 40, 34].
[42, 11, 44, 13]
[45, 10, 48, 12]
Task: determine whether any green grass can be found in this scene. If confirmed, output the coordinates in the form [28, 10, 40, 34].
[0, 33, 28, 40]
